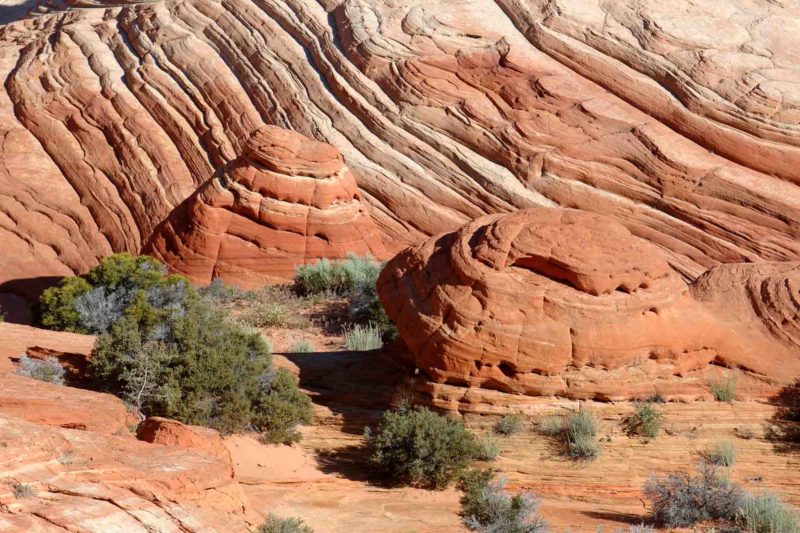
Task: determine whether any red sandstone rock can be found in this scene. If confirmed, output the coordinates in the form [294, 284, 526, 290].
[145, 126, 386, 286]
[378, 208, 800, 400]
[137, 417, 233, 471]
[2, 0, 800, 305]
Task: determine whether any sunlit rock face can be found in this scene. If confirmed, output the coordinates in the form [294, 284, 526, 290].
[1, 0, 800, 293]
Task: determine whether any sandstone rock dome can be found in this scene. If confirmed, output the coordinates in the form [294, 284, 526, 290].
[145, 125, 386, 286]
[378, 209, 800, 400]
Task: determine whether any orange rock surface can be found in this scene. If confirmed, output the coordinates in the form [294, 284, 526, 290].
[145, 126, 386, 286]
[2, 0, 800, 301]
[379, 208, 800, 400]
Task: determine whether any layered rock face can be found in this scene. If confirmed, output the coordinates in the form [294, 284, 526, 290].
[2, 0, 800, 300]
[378, 209, 800, 400]
[145, 126, 385, 285]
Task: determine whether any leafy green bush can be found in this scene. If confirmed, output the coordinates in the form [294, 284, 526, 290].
[42, 254, 313, 443]
[739, 492, 800, 533]
[493, 414, 523, 436]
[706, 439, 737, 467]
[459, 469, 547, 533]
[344, 323, 383, 351]
[366, 406, 478, 489]
[38, 276, 92, 332]
[623, 402, 663, 438]
[15, 355, 65, 385]
[257, 368, 314, 444]
[710, 372, 738, 402]
[38, 253, 187, 334]
[257, 513, 314, 533]
[643, 464, 745, 528]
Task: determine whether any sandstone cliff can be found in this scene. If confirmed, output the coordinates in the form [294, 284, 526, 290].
[1, 0, 800, 303]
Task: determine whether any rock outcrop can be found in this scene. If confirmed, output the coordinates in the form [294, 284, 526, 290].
[0, 326, 253, 531]
[378, 208, 800, 400]
[145, 126, 385, 286]
[2, 0, 800, 302]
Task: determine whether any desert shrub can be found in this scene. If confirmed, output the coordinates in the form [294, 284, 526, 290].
[706, 439, 737, 467]
[459, 469, 547, 533]
[257, 513, 314, 533]
[710, 373, 738, 402]
[39, 254, 313, 442]
[349, 282, 398, 342]
[239, 303, 289, 328]
[256, 368, 314, 444]
[38, 276, 92, 332]
[344, 323, 383, 351]
[290, 340, 314, 353]
[294, 254, 380, 297]
[38, 253, 189, 335]
[199, 277, 247, 304]
[643, 463, 746, 528]
[538, 414, 564, 437]
[366, 406, 478, 489]
[13, 483, 35, 499]
[476, 434, 501, 461]
[493, 414, 523, 436]
[616, 526, 655, 533]
[14, 355, 65, 385]
[565, 409, 600, 459]
[623, 402, 663, 438]
[492, 414, 522, 436]
[738, 492, 800, 533]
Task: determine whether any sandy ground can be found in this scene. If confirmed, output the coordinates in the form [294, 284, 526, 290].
[225, 398, 800, 532]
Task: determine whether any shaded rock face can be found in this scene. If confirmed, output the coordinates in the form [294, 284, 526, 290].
[378, 208, 800, 400]
[145, 126, 386, 286]
[2, 0, 800, 299]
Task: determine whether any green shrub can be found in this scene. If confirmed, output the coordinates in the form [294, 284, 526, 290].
[294, 254, 398, 341]
[623, 402, 663, 438]
[459, 469, 547, 532]
[710, 372, 738, 402]
[565, 409, 599, 459]
[344, 323, 383, 351]
[290, 340, 314, 353]
[643, 463, 745, 528]
[199, 278, 247, 304]
[739, 492, 800, 533]
[256, 368, 314, 444]
[257, 513, 314, 533]
[366, 406, 478, 489]
[294, 254, 380, 297]
[476, 434, 501, 461]
[15, 355, 65, 385]
[493, 414, 523, 436]
[706, 439, 737, 467]
[38, 254, 314, 442]
[38, 276, 92, 332]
